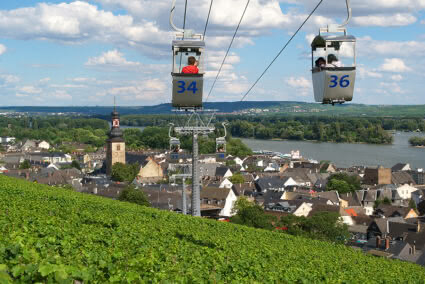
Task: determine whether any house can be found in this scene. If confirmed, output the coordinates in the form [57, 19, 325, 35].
[0, 165, 8, 173]
[293, 161, 320, 172]
[264, 162, 279, 172]
[339, 192, 363, 207]
[234, 157, 244, 166]
[314, 191, 340, 206]
[200, 187, 237, 217]
[373, 205, 418, 219]
[21, 139, 50, 151]
[136, 157, 164, 184]
[0, 137, 16, 144]
[411, 189, 425, 206]
[215, 167, 232, 180]
[410, 170, 425, 185]
[362, 190, 378, 215]
[281, 168, 317, 187]
[27, 152, 72, 165]
[367, 219, 419, 240]
[392, 172, 416, 186]
[140, 185, 189, 212]
[363, 166, 392, 185]
[232, 183, 256, 198]
[394, 184, 418, 200]
[320, 162, 337, 173]
[199, 163, 219, 179]
[219, 178, 233, 189]
[307, 204, 340, 218]
[37, 140, 50, 150]
[265, 200, 313, 217]
[31, 168, 83, 187]
[255, 177, 293, 193]
[359, 237, 423, 264]
[313, 177, 328, 191]
[392, 163, 411, 172]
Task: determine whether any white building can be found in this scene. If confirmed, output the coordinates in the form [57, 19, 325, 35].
[0, 137, 16, 144]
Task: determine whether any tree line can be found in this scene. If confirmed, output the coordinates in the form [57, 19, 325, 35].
[0, 117, 109, 150]
[119, 114, 425, 144]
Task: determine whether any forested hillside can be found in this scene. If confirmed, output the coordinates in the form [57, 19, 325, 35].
[1, 175, 425, 282]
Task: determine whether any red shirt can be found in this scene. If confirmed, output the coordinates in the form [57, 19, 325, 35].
[181, 65, 199, 74]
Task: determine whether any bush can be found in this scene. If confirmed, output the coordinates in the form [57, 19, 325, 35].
[118, 185, 150, 207]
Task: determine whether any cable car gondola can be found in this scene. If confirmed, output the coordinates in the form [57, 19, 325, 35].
[311, 0, 356, 105]
[170, 0, 205, 109]
[169, 124, 181, 162]
[216, 122, 228, 161]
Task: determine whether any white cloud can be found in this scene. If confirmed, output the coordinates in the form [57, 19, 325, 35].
[379, 82, 405, 94]
[358, 37, 425, 57]
[379, 58, 411, 72]
[391, 74, 403, 81]
[285, 76, 311, 89]
[287, 0, 425, 27]
[357, 66, 383, 79]
[0, 44, 6, 55]
[352, 14, 417, 27]
[19, 86, 42, 94]
[0, 1, 172, 56]
[284, 76, 311, 97]
[51, 90, 72, 100]
[71, 77, 96, 83]
[0, 74, 20, 85]
[206, 51, 240, 72]
[15, 93, 29, 98]
[50, 84, 86, 88]
[102, 78, 168, 103]
[421, 20, 425, 24]
[86, 49, 140, 67]
[39, 77, 51, 84]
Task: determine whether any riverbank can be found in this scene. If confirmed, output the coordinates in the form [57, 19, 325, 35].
[264, 137, 391, 145]
[242, 132, 425, 169]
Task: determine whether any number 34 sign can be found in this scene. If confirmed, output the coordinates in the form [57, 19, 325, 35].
[329, 75, 350, 88]
[177, 81, 198, 94]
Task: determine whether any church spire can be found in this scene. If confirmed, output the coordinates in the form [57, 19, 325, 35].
[109, 97, 123, 138]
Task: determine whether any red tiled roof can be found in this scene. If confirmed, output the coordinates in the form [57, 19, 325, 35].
[345, 208, 358, 217]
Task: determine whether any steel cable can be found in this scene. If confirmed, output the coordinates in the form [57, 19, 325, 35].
[239, 0, 324, 102]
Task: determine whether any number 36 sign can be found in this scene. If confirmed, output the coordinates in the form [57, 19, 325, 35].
[329, 75, 350, 88]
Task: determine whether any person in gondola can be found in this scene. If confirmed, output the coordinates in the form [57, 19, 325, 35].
[181, 56, 199, 74]
[314, 57, 326, 71]
[326, 54, 341, 67]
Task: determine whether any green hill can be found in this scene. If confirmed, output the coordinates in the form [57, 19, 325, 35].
[1, 175, 424, 283]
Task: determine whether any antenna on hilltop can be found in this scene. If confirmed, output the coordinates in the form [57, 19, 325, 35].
[113, 96, 116, 112]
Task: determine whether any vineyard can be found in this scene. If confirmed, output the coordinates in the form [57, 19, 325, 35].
[1, 175, 425, 283]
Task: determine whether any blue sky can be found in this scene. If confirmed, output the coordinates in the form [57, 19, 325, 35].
[0, 0, 424, 106]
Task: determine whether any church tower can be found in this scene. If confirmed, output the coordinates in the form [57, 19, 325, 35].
[106, 100, 126, 176]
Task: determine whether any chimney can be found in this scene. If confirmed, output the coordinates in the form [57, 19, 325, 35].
[385, 237, 390, 250]
[376, 236, 381, 248]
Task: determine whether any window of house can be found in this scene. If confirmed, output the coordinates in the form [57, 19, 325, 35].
[117, 145, 120, 151]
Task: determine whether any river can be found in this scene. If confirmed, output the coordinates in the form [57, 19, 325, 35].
[241, 132, 425, 169]
[116, 123, 425, 169]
